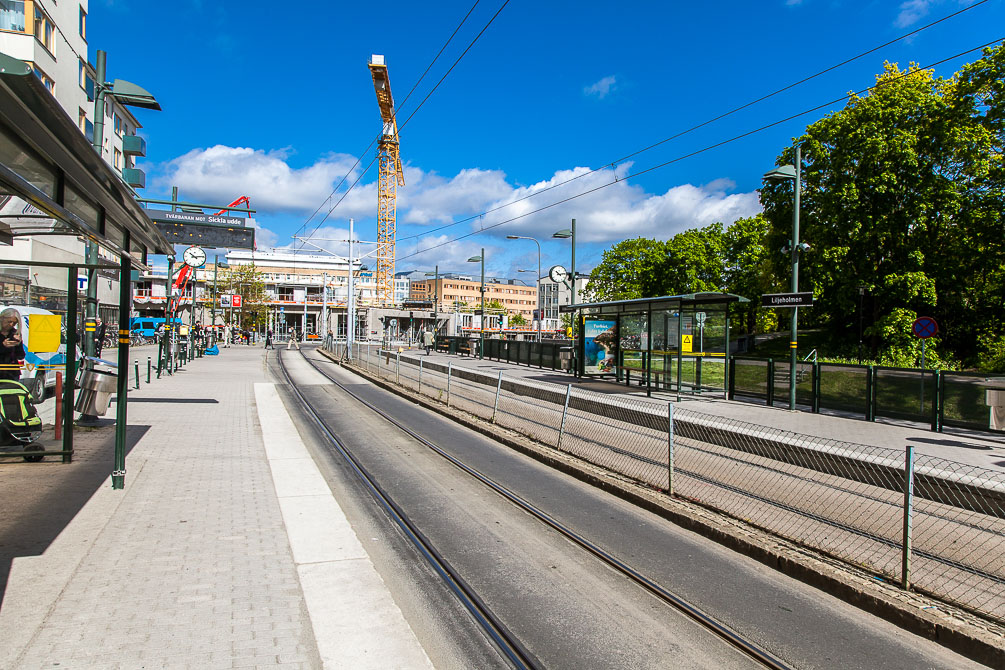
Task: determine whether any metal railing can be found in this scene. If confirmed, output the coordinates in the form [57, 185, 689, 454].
[729, 356, 1005, 435]
[326, 340, 1005, 624]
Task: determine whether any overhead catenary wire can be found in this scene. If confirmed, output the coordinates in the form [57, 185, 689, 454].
[396, 36, 1004, 263]
[295, 0, 502, 248]
[397, 0, 992, 245]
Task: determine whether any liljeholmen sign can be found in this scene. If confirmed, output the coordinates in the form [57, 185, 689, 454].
[761, 292, 814, 307]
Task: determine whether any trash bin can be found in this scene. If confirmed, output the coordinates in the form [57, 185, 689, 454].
[559, 346, 573, 371]
[75, 368, 119, 416]
[986, 386, 1005, 430]
[469, 338, 479, 357]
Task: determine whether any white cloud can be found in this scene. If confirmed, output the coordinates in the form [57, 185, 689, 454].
[895, 0, 932, 27]
[584, 75, 617, 99]
[471, 166, 761, 244]
[399, 167, 511, 224]
[159, 145, 369, 215]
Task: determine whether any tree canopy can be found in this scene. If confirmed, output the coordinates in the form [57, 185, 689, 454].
[586, 43, 1005, 369]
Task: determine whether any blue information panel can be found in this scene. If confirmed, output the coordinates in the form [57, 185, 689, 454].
[912, 316, 938, 339]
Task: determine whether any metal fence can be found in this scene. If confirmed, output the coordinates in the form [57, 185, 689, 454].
[730, 356, 1005, 435]
[326, 340, 1005, 623]
[434, 335, 572, 372]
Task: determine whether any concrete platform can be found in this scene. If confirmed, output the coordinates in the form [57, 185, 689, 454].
[0, 345, 431, 669]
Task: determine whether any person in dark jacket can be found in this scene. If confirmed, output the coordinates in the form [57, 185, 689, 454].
[0, 308, 25, 381]
[94, 317, 107, 357]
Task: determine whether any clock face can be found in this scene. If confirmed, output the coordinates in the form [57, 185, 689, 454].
[183, 246, 206, 268]
[549, 265, 569, 283]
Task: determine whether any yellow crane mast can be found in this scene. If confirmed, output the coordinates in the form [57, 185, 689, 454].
[368, 54, 404, 306]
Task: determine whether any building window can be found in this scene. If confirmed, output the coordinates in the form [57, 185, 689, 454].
[78, 107, 86, 132]
[0, 1, 26, 32]
[33, 5, 53, 52]
[113, 113, 122, 136]
[30, 63, 54, 93]
[78, 5, 86, 39]
[113, 148, 121, 170]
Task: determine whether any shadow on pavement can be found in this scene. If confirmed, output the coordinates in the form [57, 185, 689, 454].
[0, 424, 148, 607]
[907, 436, 993, 450]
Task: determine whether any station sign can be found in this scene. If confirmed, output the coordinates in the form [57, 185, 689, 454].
[761, 292, 814, 307]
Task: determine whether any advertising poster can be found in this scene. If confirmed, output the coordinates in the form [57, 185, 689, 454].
[584, 319, 616, 374]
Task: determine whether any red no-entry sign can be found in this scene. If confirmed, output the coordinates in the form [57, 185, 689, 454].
[912, 316, 938, 339]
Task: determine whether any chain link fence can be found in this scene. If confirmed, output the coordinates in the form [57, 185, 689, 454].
[323, 343, 1005, 623]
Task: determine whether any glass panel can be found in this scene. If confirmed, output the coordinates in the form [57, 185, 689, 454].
[818, 363, 868, 416]
[874, 367, 936, 423]
[942, 373, 1004, 431]
[63, 183, 99, 231]
[0, 124, 56, 196]
[0, 0, 25, 31]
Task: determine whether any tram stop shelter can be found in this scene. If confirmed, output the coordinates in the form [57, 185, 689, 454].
[561, 293, 749, 399]
[0, 53, 173, 488]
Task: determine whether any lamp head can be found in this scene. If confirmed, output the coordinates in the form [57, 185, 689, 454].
[552, 229, 573, 239]
[763, 164, 797, 181]
[506, 235, 519, 240]
[467, 255, 482, 263]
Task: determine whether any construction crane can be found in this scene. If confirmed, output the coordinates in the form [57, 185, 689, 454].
[214, 195, 251, 217]
[368, 54, 404, 306]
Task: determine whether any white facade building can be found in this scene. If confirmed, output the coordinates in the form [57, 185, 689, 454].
[538, 273, 590, 331]
[0, 0, 149, 314]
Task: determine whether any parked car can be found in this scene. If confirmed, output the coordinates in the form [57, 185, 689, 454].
[0, 305, 82, 403]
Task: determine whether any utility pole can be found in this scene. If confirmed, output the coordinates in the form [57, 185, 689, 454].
[345, 218, 356, 361]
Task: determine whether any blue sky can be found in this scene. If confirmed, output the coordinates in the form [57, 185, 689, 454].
[90, 0, 1003, 279]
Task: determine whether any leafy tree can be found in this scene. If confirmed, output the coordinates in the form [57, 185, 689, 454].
[586, 238, 672, 301]
[761, 46, 1005, 366]
[219, 263, 268, 330]
[723, 214, 776, 336]
[510, 312, 527, 326]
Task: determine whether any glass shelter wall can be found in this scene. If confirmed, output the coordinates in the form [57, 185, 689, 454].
[570, 294, 743, 398]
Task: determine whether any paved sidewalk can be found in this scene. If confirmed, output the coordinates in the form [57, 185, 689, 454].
[0, 345, 428, 669]
[376, 345, 1005, 470]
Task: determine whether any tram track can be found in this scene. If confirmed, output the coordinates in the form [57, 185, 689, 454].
[275, 348, 541, 670]
[281, 346, 794, 670]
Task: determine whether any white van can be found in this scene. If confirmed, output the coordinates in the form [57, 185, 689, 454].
[0, 305, 82, 402]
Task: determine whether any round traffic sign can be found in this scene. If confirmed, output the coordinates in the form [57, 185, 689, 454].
[912, 316, 938, 339]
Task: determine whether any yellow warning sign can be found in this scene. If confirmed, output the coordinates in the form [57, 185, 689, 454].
[681, 334, 692, 353]
[28, 314, 61, 353]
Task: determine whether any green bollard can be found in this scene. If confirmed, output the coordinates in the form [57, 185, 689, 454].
[134, 360, 140, 389]
[147, 356, 151, 383]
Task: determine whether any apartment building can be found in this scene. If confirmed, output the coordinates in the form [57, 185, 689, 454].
[411, 275, 536, 321]
[0, 0, 151, 315]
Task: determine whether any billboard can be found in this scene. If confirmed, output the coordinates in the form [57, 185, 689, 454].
[583, 319, 616, 374]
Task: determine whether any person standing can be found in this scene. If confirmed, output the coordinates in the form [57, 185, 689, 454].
[0, 308, 25, 381]
[223, 323, 232, 348]
[287, 326, 298, 350]
[265, 328, 274, 349]
[94, 317, 107, 357]
[422, 327, 435, 356]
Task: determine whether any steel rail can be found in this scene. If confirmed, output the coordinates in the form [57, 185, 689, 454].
[301, 346, 794, 670]
[275, 349, 541, 670]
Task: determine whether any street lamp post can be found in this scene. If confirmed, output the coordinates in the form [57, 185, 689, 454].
[858, 283, 866, 364]
[506, 235, 542, 341]
[553, 218, 577, 306]
[764, 145, 803, 411]
[85, 50, 161, 361]
[467, 249, 485, 359]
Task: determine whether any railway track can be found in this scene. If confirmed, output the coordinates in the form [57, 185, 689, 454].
[277, 346, 794, 670]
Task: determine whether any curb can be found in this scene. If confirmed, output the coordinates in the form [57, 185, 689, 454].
[318, 347, 1005, 668]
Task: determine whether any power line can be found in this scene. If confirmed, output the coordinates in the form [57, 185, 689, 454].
[297, 0, 511, 246]
[397, 0, 991, 244]
[294, 0, 489, 247]
[396, 36, 1004, 263]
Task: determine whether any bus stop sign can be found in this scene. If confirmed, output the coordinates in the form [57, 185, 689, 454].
[912, 316, 938, 339]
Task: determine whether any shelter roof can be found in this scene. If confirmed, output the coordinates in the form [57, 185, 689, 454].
[0, 53, 171, 264]
[560, 292, 749, 314]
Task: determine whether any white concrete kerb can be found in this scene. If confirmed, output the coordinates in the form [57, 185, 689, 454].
[255, 383, 432, 669]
